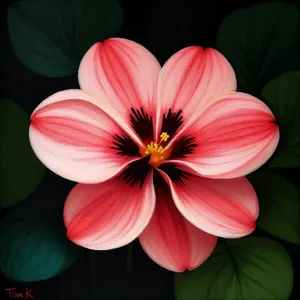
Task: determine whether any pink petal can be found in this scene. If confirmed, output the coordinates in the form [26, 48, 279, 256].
[165, 92, 279, 178]
[64, 171, 155, 250]
[78, 38, 161, 144]
[154, 46, 236, 140]
[30, 89, 141, 184]
[139, 178, 217, 272]
[159, 170, 259, 238]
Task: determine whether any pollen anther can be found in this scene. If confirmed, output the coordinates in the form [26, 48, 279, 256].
[147, 142, 164, 153]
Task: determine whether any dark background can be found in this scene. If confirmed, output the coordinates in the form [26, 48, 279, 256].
[0, 0, 299, 299]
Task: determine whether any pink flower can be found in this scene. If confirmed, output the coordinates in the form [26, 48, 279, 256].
[29, 38, 279, 272]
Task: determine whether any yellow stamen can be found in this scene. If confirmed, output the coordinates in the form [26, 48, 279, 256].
[147, 142, 164, 153]
[139, 132, 172, 167]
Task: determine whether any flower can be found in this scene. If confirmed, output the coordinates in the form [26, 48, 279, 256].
[29, 38, 279, 272]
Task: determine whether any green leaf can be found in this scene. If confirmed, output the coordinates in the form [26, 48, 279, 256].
[0, 99, 45, 207]
[248, 171, 300, 246]
[216, 2, 300, 95]
[174, 237, 293, 300]
[260, 71, 300, 168]
[0, 173, 82, 282]
[8, 0, 124, 77]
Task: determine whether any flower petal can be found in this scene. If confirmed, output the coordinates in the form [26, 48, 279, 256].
[139, 175, 217, 272]
[64, 171, 155, 250]
[78, 38, 161, 144]
[166, 92, 279, 178]
[154, 46, 236, 140]
[159, 169, 259, 238]
[30, 89, 141, 184]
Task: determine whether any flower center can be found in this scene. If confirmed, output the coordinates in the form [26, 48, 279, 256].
[140, 132, 172, 167]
